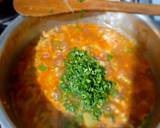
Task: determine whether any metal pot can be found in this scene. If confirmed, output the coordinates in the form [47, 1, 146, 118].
[0, 12, 160, 128]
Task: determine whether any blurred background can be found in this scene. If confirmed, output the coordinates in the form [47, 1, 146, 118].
[0, 0, 159, 34]
[0, 0, 17, 34]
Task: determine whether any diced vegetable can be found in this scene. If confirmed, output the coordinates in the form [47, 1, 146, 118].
[80, 9, 85, 17]
[107, 54, 113, 61]
[37, 64, 48, 71]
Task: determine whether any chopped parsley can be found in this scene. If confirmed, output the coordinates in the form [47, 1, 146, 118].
[60, 48, 116, 120]
[37, 64, 48, 71]
[53, 40, 63, 50]
[78, 0, 85, 3]
[107, 54, 113, 61]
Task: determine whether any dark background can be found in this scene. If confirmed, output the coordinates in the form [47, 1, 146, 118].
[0, 0, 16, 18]
[0, 0, 17, 34]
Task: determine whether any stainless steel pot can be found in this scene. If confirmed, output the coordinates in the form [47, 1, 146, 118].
[0, 12, 160, 128]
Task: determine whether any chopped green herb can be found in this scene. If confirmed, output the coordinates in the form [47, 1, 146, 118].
[107, 54, 113, 61]
[53, 40, 63, 51]
[78, 0, 85, 3]
[80, 9, 85, 17]
[125, 47, 134, 53]
[108, 112, 115, 123]
[63, 118, 80, 128]
[37, 64, 48, 71]
[60, 48, 116, 120]
[110, 89, 119, 98]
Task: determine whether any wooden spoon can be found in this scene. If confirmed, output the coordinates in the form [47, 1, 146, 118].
[14, 0, 160, 17]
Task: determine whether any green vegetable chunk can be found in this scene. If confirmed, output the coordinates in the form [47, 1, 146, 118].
[107, 54, 113, 61]
[78, 0, 85, 3]
[60, 48, 116, 120]
[37, 64, 48, 71]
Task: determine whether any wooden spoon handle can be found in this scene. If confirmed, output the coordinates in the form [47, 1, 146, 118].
[80, 0, 160, 15]
[14, 0, 160, 17]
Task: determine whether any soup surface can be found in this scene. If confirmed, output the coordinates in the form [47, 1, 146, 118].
[10, 24, 156, 128]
